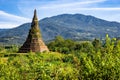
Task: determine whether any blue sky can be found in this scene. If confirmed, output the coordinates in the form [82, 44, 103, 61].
[0, 0, 120, 28]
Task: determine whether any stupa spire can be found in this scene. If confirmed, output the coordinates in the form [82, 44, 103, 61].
[18, 9, 49, 53]
[33, 9, 38, 21]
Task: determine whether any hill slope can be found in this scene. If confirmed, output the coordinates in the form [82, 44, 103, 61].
[0, 14, 120, 45]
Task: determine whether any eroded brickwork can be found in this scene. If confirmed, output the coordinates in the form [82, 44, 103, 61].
[18, 10, 49, 53]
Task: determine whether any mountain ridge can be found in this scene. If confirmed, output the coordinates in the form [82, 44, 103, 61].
[0, 13, 120, 45]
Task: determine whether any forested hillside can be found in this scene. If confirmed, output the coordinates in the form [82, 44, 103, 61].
[1, 14, 120, 45]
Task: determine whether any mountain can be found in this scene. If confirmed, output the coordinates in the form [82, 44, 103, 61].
[0, 14, 120, 45]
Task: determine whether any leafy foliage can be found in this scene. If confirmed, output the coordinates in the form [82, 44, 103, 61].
[0, 34, 120, 79]
[47, 36, 76, 54]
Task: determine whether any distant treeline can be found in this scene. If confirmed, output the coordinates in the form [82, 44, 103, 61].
[47, 34, 120, 54]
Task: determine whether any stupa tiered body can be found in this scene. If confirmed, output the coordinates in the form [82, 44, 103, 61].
[18, 10, 49, 53]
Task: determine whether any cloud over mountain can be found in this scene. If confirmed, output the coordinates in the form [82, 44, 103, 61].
[0, 10, 30, 28]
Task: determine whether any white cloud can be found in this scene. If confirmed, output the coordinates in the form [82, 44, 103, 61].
[18, 0, 107, 19]
[67, 7, 120, 11]
[0, 22, 20, 29]
[40, 0, 106, 9]
[0, 11, 31, 28]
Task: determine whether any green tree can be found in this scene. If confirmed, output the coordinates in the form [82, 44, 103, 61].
[92, 38, 102, 52]
[114, 40, 120, 53]
[47, 36, 76, 54]
[104, 34, 115, 53]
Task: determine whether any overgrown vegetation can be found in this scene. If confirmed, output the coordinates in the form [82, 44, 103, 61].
[0, 34, 120, 80]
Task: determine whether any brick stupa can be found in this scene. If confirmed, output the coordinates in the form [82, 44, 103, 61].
[18, 9, 49, 53]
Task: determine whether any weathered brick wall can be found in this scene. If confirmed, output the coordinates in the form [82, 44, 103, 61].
[18, 10, 49, 53]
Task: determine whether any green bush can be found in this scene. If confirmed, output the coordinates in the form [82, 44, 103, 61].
[0, 34, 120, 79]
